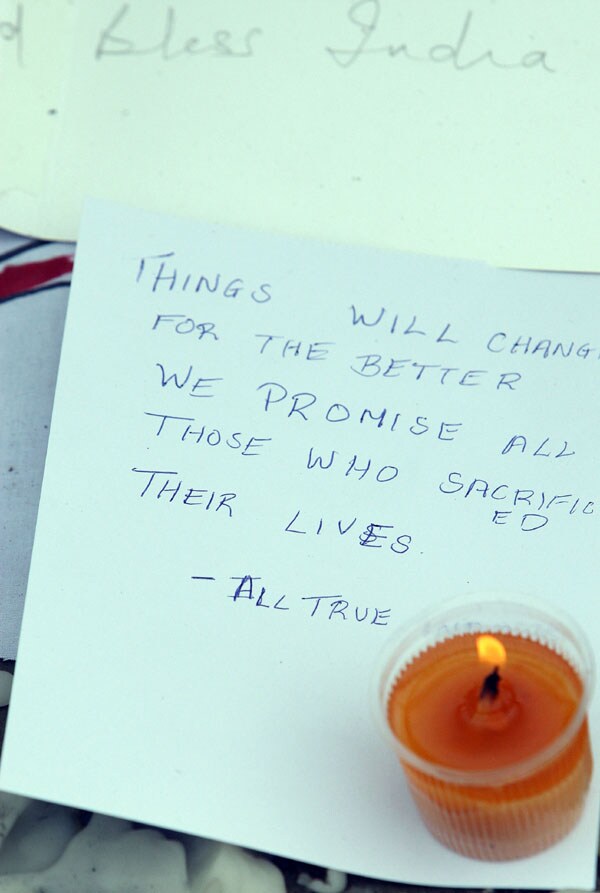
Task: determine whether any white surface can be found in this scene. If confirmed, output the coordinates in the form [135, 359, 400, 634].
[1, 1, 600, 270]
[2, 198, 600, 888]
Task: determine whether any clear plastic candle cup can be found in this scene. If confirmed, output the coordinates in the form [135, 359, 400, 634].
[375, 597, 594, 861]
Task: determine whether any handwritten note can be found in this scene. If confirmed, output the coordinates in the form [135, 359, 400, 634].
[2, 199, 599, 888]
[2, 1, 600, 271]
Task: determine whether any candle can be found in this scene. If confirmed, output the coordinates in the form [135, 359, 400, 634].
[376, 598, 594, 861]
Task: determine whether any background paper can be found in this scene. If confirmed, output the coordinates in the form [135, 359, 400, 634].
[1, 1, 600, 269]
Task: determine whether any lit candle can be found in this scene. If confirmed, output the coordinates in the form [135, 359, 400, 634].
[376, 598, 594, 861]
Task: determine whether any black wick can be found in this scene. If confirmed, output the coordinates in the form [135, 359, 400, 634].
[479, 666, 501, 701]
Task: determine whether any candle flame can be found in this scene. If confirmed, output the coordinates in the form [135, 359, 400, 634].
[476, 634, 506, 667]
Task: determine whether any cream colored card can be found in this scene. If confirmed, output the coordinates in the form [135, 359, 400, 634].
[1, 1, 600, 270]
[0, 0, 76, 232]
[2, 199, 600, 888]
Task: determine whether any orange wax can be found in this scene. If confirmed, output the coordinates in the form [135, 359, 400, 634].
[387, 632, 592, 860]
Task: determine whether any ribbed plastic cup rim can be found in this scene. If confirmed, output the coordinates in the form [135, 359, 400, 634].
[373, 592, 595, 786]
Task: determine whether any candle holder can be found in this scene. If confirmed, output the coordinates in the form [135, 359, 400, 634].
[375, 596, 594, 861]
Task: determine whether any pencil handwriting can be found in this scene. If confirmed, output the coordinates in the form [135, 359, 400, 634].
[96, 4, 262, 62]
[0, 2, 23, 66]
[326, 0, 555, 72]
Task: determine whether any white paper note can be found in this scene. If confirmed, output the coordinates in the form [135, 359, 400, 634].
[2, 1, 600, 270]
[2, 198, 600, 888]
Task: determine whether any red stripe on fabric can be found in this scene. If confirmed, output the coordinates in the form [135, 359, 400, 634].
[0, 254, 74, 301]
